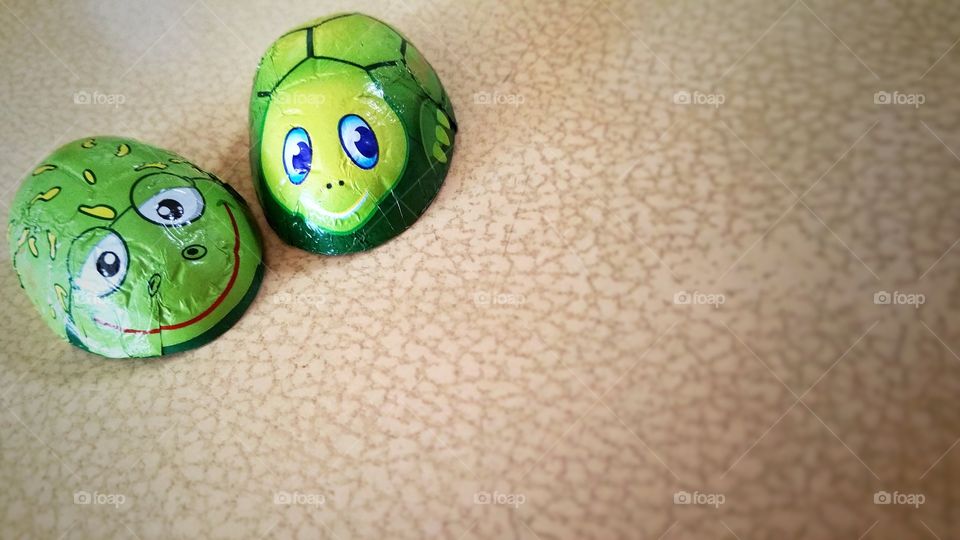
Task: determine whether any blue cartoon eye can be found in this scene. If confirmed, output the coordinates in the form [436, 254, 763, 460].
[283, 127, 312, 185]
[338, 114, 379, 169]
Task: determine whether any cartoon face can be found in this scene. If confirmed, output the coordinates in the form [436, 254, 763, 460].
[8, 138, 263, 358]
[259, 60, 408, 234]
[65, 174, 260, 356]
[250, 13, 457, 255]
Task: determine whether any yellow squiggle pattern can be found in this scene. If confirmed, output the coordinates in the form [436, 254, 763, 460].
[135, 162, 167, 171]
[32, 164, 57, 175]
[78, 205, 116, 220]
[54, 284, 68, 310]
[30, 187, 60, 205]
[47, 231, 57, 259]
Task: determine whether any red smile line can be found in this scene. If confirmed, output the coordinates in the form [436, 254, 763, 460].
[95, 204, 242, 335]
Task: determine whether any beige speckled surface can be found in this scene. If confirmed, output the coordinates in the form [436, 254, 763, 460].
[2, 0, 960, 538]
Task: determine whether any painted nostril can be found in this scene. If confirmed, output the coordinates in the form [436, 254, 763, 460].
[182, 244, 207, 260]
[148, 274, 161, 297]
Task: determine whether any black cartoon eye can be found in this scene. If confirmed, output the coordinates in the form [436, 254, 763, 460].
[181, 244, 207, 260]
[97, 251, 121, 277]
[338, 114, 378, 169]
[78, 232, 128, 296]
[137, 187, 204, 226]
[156, 198, 184, 221]
[283, 127, 312, 184]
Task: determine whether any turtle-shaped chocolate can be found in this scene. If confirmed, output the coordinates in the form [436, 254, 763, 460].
[249, 13, 457, 254]
[7, 137, 264, 358]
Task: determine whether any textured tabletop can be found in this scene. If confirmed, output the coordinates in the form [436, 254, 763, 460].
[2, 0, 960, 538]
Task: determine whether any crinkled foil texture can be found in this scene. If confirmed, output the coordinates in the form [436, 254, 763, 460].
[7, 136, 264, 358]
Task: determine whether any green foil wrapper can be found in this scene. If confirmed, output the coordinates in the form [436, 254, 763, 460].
[7, 137, 264, 358]
[249, 13, 457, 255]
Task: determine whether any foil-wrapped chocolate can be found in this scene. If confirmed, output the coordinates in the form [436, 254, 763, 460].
[250, 13, 457, 254]
[7, 137, 264, 358]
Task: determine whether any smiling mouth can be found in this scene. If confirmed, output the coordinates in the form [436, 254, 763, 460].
[304, 191, 370, 220]
[95, 203, 242, 335]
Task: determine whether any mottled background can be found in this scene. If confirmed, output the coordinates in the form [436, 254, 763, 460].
[2, 0, 959, 538]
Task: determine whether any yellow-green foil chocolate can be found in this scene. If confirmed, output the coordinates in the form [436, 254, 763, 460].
[250, 13, 457, 254]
